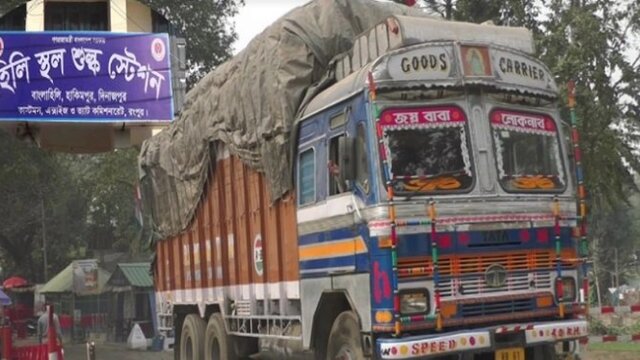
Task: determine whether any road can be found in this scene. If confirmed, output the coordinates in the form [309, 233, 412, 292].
[58, 342, 637, 360]
[63, 342, 173, 360]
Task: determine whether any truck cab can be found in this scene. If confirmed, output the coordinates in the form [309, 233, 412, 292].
[295, 16, 587, 359]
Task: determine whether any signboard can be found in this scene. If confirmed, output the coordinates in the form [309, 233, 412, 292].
[387, 44, 455, 82]
[381, 42, 558, 97]
[491, 47, 557, 93]
[72, 259, 99, 293]
[379, 106, 466, 128]
[490, 110, 557, 135]
[0, 32, 173, 122]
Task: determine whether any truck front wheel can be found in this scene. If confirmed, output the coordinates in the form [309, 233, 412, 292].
[180, 314, 206, 360]
[205, 313, 233, 360]
[326, 311, 364, 360]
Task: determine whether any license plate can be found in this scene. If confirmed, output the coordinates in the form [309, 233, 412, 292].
[495, 347, 525, 360]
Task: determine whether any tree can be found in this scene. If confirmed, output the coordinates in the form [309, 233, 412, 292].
[68, 149, 147, 256]
[144, 0, 244, 88]
[538, 0, 640, 209]
[0, 132, 88, 283]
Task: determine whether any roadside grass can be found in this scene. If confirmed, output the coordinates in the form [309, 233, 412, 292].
[587, 342, 640, 352]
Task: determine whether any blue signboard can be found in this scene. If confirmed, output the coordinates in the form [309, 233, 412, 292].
[0, 32, 173, 122]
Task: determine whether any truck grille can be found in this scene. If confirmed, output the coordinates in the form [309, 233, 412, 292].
[460, 298, 535, 317]
[398, 249, 575, 279]
[437, 272, 552, 298]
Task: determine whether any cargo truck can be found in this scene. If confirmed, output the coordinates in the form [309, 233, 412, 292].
[147, 13, 589, 360]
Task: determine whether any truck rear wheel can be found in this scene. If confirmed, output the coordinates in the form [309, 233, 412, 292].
[180, 314, 206, 360]
[326, 311, 364, 360]
[205, 313, 233, 360]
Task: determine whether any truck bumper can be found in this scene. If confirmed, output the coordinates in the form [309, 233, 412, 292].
[377, 319, 588, 359]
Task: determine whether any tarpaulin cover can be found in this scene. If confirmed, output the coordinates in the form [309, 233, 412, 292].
[138, 0, 428, 239]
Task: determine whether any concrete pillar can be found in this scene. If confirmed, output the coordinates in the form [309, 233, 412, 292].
[110, 0, 128, 32]
[25, 0, 45, 31]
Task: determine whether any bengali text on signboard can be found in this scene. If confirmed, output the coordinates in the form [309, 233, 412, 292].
[0, 32, 173, 122]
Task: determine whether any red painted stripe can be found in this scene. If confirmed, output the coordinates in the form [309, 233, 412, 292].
[579, 338, 588, 345]
[600, 306, 615, 314]
[602, 335, 617, 342]
[631, 334, 640, 341]
[630, 304, 640, 313]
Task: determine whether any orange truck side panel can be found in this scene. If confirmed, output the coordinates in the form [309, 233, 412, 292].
[156, 154, 299, 296]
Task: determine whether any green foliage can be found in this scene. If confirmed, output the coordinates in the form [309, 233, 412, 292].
[66, 149, 145, 255]
[0, 132, 87, 283]
[588, 317, 640, 336]
[0, 132, 149, 283]
[588, 318, 610, 335]
[143, 0, 244, 88]
[588, 341, 640, 352]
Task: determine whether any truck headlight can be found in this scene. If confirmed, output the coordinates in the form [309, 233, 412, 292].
[400, 289, 429, 315]
[555, 277, 576, 302]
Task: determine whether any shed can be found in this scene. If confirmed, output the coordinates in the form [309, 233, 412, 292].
[40, 261, 112, 340]
[106, 263, 155, 341]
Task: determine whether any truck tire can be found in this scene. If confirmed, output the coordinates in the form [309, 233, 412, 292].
[326, 311, 364, 360]
[205, 313, 234, 360]
[180, 314, 206, 360]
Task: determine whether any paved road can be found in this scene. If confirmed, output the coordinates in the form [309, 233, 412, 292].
[60, 342, 638, 360]
[63, 342, 173, 360]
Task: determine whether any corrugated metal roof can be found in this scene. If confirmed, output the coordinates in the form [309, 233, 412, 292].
[111, 263, 153, 288]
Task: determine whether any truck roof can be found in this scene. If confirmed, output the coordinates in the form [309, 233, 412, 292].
[301, 16, 555, 119]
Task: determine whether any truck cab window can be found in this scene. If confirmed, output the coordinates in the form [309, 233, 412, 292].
[298, 148, 316, 205]
[490, 110, 566, 192]
[328, 135, 346, 195]
[355, 124, 370, 193]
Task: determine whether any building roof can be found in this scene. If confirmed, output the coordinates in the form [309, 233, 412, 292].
[107, 263, 153, 289]
[40, 262, 111, 295]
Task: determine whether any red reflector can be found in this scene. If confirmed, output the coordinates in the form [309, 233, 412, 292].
[555, 278, 564, 299]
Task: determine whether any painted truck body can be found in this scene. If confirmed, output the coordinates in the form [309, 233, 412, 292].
[154, 16, 588, 360]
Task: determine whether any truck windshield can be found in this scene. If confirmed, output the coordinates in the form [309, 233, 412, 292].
[379, 106, 473, 194]
[490, 110, 565, 192]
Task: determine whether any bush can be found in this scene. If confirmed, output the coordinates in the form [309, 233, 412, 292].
[589, 317, 640, 335]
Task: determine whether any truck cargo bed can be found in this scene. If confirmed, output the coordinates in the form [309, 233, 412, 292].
[155, 146, 299, 306]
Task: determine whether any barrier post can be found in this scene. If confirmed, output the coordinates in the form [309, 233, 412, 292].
[47, 305, 58, 360]
[86, 341, 95, 360]
[1, 326, 12, 360]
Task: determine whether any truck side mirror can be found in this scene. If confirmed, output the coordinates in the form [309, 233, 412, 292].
[338, 136, 356, 184]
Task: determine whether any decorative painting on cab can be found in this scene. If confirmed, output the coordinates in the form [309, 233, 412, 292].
[0, 32, 173, 122]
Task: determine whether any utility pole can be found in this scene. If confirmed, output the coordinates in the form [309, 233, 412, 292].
[614, 248, 619, 288]
[41, 196, 48, 282]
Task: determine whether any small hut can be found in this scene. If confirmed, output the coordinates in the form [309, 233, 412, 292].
[106, 263, 154, 342]
[40, 260, 111, 342]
